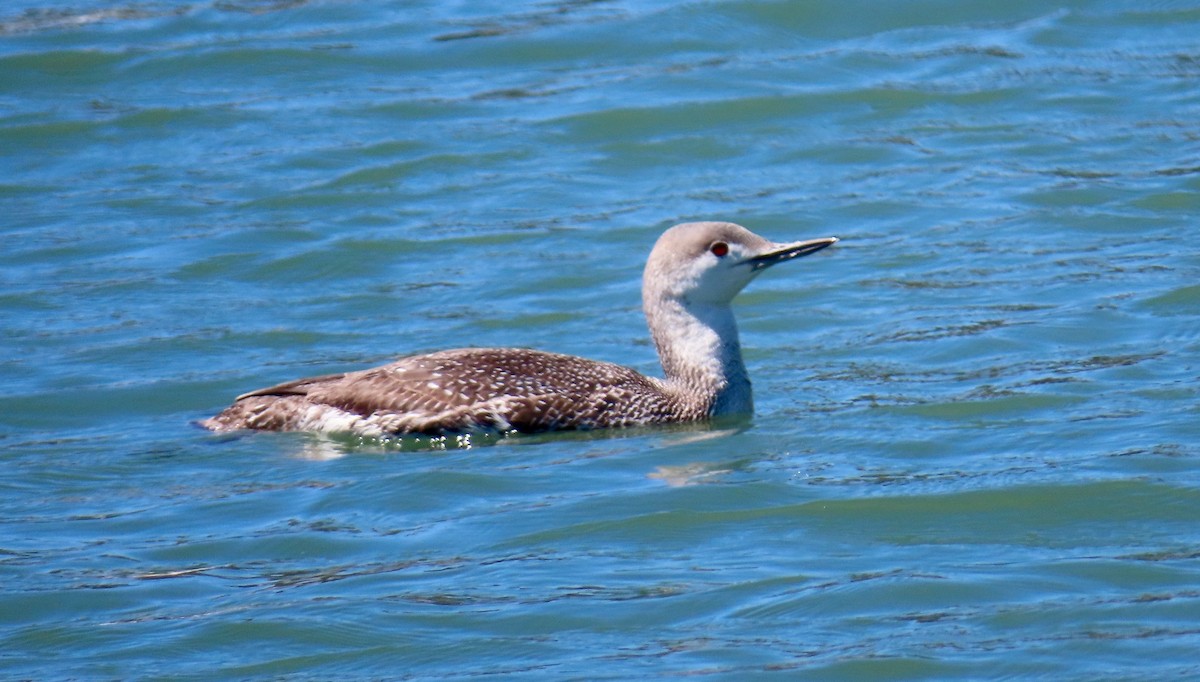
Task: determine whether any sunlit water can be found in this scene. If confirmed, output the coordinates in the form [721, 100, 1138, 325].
[2, 1, 1199, 678]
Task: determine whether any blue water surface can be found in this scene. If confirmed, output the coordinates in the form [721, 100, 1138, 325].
[2, 0, 1199, 678]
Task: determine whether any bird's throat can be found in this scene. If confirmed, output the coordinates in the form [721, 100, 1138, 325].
[647, 297, 753, 416]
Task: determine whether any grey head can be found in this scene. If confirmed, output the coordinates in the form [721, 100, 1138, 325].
[642, 221, 838, 307]
[638, 221, 837, 417]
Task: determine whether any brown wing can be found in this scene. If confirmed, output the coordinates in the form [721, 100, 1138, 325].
[205, 348, 684, 435]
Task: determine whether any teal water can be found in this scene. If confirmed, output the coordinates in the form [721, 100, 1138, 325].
[3, 1, 1199, 678]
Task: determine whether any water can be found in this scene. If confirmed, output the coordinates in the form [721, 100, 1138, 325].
[3, 0, 1199, 678]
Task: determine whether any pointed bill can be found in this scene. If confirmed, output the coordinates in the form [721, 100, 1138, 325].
[748, 236, 839, 271]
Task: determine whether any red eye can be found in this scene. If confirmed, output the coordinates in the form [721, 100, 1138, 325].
[710, 241, 729, 257]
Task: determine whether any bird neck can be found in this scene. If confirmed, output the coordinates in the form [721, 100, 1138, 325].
[645, 296, 753, 416]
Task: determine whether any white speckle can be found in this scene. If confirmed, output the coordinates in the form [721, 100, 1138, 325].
[426, 381, 439, 390]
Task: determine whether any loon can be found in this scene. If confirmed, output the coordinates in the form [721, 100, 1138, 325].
[202, 221, 837, 437]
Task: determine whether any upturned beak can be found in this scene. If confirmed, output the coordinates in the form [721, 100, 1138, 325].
[748, 236, 839, 271]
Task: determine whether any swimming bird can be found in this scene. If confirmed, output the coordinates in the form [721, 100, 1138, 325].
[202, 222, 837, 437]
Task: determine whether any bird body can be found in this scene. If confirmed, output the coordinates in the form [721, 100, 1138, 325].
[204, 348, 693, 436]
[202, 222, 836, 436]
